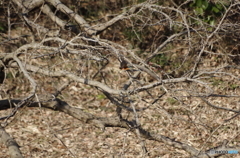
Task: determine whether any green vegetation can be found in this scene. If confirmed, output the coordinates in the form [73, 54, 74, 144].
[123, 27, 143, 48]
[189, 0, 229, 25]
[6, 72, 13, 79]
[211, 78, 224, 87]
[229, 84, 239, 90]
[150, 54, 170, 67]
[166, 97, 178, 105]
[0, 22, 6, 32]
[96, 94, 106, 99]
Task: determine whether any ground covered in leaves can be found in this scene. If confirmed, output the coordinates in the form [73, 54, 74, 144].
[0, 0, 240, 157]
[0, 59, 239, 157]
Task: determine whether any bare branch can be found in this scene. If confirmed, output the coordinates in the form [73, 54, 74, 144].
[9, 62, 124, 95]
[0, 125, 23, 158]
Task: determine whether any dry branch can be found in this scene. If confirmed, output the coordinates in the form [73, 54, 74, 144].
[0, 125, 23, 158]
[8, 62, 125, 95]
[1, 0, 239, 157]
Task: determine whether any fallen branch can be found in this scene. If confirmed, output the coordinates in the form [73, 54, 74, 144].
[1, 97, 239, 157]
[0, 125, 23, 158]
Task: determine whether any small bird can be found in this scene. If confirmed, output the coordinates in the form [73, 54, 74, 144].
[119, 59, 137, 71]
[119, 58, 161, 81]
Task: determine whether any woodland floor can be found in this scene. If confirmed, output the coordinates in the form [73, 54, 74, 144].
[0, 60, 239, 158]
[0, 1, 240, 157]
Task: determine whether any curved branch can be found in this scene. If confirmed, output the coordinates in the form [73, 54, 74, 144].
[45, 0, 93, 34]
[9, 62, 125, 95]
[0, 125, 23, 158]
[12, 56, 37, 94]
[41, 4, 67, 30]
[8, 62, 204, 96]
[12, 0, 44, 13]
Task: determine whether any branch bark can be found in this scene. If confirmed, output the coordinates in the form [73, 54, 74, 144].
[0, 125, 23, 158]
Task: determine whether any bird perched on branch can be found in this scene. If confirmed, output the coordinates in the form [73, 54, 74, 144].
[119, 59, 138, 71]
[119, 58, 161, 81]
